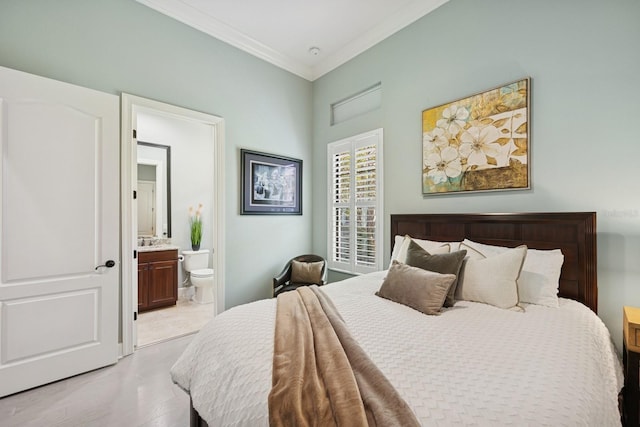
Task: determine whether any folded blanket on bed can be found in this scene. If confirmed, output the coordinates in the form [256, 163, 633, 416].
[268, 286, 419, 427]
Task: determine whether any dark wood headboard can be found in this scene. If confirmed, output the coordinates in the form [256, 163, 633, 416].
[390, 212, 597, 313]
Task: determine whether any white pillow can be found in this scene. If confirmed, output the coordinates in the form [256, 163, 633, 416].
[461, 239, 564, 308]
[389, 235, 450, 268]
[456, 245, 527, 309]
[389, 235, 408, 265]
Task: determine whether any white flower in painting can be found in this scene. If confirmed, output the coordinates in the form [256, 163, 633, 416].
[436, 105, 469, 135]
[459, 125, 501, 166]
[423, 127, 449, 151]
[425, 146, 462, 184]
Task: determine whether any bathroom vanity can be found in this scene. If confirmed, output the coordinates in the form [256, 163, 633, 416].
[137, 247, 178, 312]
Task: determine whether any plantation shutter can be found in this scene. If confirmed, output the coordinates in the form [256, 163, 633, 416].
[328, 129, 383, 274]
[354, 141, 377, 268]
[331, 143, 351, 266]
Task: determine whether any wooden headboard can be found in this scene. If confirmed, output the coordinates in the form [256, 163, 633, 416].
[390, 212, 597, 313]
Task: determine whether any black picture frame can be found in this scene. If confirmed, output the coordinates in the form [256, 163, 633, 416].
[241, 149, 302, 215]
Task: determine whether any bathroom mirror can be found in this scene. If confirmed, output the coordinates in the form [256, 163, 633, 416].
[137, 141, 172, 237]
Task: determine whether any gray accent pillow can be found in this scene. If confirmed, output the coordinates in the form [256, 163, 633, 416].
[290, 260, 324, 284]
[376, 261, 456, 315]
[405, 240, 467, 307]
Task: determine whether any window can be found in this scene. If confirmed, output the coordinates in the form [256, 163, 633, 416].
[330, 83, 382, 125]
[327, 129, 383, 274]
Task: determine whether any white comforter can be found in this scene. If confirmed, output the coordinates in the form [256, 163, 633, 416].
[171, 271, 623, 426]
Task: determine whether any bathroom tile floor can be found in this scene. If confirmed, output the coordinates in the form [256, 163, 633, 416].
[137, 297, 214, 347]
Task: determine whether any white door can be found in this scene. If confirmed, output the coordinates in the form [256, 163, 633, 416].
[0, 66, 119, 397]
[137, 180, 156, 236]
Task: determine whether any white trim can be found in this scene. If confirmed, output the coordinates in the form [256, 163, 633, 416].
[135, 0, 449, 81]
[120, 93, 226, 356]
[120, 95, 136, 357]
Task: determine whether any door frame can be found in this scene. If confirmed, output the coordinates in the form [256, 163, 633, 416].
[120, 93, 225, 356]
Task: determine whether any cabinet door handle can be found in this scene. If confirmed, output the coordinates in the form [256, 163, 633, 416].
[95, 260, 116, 270]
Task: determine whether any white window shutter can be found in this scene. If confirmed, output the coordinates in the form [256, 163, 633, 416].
[328, 129, 383, 274]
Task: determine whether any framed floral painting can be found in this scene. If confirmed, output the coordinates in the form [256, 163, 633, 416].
[422, 78, 530, 195]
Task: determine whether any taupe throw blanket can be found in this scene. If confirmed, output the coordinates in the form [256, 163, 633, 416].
[268, 286, 420, 427]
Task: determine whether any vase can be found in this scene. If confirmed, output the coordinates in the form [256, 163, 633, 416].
[191, 243, 200, 251]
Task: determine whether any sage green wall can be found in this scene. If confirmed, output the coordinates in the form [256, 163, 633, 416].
[2, 0, 639, 352]
[311, 0, 640, 351]
[0, 0, 313, 308]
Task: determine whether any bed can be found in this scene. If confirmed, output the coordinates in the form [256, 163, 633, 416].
[171, 212, 623, 426]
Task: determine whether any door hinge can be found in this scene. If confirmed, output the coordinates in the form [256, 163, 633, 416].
[133, 250, 137, 259]
[134, 312, 137, 321]
[133, 129, 137, 139]
[133, 190, 137, 199]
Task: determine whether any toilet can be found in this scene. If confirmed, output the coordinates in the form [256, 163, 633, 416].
[181, 249, 214, 304]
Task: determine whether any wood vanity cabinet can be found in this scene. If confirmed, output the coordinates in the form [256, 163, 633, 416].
[138, 249, 178, 313]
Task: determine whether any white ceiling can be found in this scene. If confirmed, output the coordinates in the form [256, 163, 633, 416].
[136, 0, 449, 81]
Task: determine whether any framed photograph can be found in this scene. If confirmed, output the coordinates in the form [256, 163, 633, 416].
[241, 149, 302, 215]
[422, 78, 530, 195]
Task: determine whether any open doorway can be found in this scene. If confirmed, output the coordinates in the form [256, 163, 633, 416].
[120, 94, 225, 355]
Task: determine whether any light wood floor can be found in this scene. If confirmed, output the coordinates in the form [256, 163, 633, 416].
[0, 335, 193, 427]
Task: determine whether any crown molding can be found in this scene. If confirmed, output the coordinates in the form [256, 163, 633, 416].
[136, 0, 449, 82]
[136, 0, 314, 80]
[311, 0, 450, 80]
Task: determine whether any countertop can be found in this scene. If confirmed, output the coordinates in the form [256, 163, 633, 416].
[137, 244, 180, 253]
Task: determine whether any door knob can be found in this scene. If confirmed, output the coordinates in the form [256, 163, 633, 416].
[95, 260, 116, 270]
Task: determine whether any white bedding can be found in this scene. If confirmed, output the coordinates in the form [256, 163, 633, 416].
[171, 271, 623, 426]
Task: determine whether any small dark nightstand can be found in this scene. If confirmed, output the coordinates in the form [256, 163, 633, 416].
[624, 306, 640, 426]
